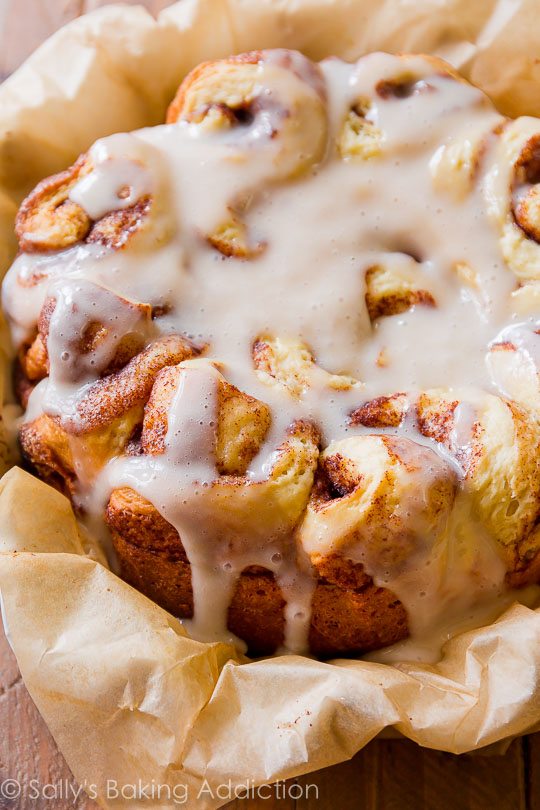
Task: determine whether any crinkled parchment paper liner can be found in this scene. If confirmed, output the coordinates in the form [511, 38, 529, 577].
[1, 1, 540, 806]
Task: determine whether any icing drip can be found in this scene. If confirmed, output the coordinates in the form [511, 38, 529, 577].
[44, 280, 154, 422]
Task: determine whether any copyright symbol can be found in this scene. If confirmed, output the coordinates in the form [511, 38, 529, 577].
[0, 779, 21, 800]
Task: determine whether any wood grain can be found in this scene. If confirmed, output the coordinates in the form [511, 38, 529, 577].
[0, 625, 96, 809]
[0, 2, 539, 808]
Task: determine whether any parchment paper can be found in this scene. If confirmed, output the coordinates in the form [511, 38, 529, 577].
[1, 2, 540, 807]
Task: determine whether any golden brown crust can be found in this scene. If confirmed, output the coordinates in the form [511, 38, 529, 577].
[14, 359, 37, 409]
[140, 365, 180, 456]
[69, 335, 197, 435]
[106, 486, 408, 657]
[15, 154, 92, 252]
[309, 555, 408, 657]
[20, 408, 145, 496]
[19, 333, 48, 382]
[166, 51, 263, 125]
[19, 415, 77, 497]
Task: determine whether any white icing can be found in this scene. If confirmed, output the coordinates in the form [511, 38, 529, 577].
[44, 280, 154, 423]
[69, 133, 155, 219]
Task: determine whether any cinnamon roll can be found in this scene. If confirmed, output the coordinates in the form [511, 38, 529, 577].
[337, 53, 478, 165]
[299, 433, 456, 560]
[107, 401, 407, 655]
[167, 50, 327, 259]
[3, 49, 540, 659]
[16, 133, 174, 255]
[416, 388, 540, 585]
[166, 49, 326, 178]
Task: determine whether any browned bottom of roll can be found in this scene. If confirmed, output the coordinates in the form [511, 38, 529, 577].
[107, 486, 409, 658]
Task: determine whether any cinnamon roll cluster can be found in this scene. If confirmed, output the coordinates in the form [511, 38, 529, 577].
[3, 48, 539, 658]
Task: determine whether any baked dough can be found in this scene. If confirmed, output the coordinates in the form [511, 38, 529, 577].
[3, 49, 539, 657]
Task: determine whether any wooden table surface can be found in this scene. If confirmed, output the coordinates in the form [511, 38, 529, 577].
[0, 2, 539, 808]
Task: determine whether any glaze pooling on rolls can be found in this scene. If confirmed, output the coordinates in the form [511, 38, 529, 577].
[166, 49, 326, 172]
[167, 49, 328, 258]
[3, 49, 540, 661]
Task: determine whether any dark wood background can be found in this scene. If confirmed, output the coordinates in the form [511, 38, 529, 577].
[0, 2, 539, 807]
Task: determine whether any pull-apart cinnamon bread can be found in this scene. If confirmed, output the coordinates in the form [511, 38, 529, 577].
[3, 49, 539, 658]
